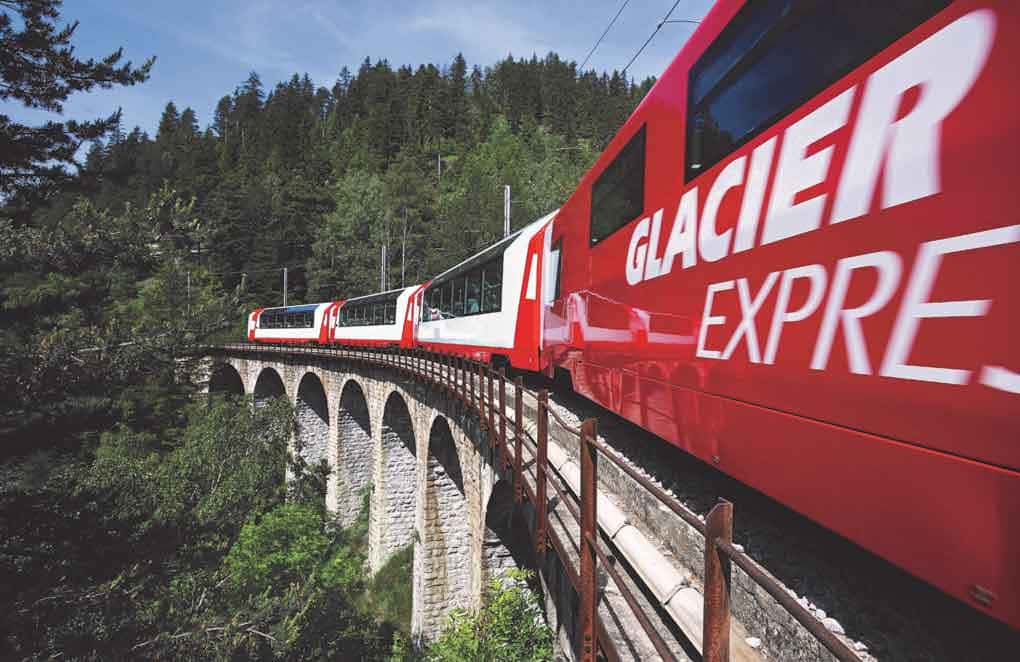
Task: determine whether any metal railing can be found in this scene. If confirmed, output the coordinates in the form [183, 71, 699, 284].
[207, 342, 859, 662]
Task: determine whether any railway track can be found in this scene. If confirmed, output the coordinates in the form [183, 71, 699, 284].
[523, 373, 1018, 661]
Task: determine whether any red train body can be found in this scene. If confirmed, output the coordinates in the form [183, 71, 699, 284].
[545, 0, 1019, 628]
[246, 0, 1019, 629]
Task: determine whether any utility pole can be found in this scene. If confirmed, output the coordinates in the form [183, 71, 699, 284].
[504, 185, 511, 237]
[401, 207, 408, 288]
[186, 271, 191, 318]
[283, 267, 288, 308]
[380, 244, 387, 291]
[437, 152, 442, 182]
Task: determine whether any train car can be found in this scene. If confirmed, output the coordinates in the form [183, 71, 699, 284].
[330, 285, 424, 348]
[543, 0, 1019, 627]
[248, 301, 343, 344]
[415, 212, 556, 371]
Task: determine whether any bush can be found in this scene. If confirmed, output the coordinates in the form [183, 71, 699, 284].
[425, 569, 553, 662]
[224, 502, 340, 598]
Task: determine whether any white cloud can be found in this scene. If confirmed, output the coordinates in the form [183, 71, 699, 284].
[404, 3, 555, 62]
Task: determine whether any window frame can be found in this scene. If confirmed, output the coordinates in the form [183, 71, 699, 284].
[422, 255, 505, 322]
[589, 123, 647, 247]
[684, 0, 951, 182]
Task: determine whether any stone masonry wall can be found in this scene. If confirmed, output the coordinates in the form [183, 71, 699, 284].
[294, 374, 329, 469]
[370, 394, 417, 572]
[421, 416, 472, 636]
[334, 381, 374, 526]
[214, 352, 504, 646]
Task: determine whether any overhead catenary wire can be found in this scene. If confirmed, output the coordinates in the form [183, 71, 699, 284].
[579, 0, 632, 72]
[621, 0, 699, 77]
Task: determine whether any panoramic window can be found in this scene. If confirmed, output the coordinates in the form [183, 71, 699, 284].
[590, 124, 646, 246]
[482, 257, 502, 313]
[686, 0, 951, 181]
[465, 268, 481, 315]
[451, 276, 465, 317]
[423, 255, 504, 321]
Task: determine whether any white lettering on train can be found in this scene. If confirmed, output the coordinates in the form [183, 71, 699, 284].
[832, 10, 995, 223]
[635, 11, 1014, 392]
[625, 10, 996, 282]
[762, 87, 853, 246]
[695, 225, 1020, 392]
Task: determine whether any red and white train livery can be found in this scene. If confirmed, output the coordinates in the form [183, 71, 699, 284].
[330, 285, 423, 348]
[544, 0, 1019, 628]
[414, 211, 555, 371]
[246, 0, 1019, 629]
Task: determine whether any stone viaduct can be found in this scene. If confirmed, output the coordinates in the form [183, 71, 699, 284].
[204, 350, 536, 643]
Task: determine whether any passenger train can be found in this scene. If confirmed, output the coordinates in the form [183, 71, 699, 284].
[247, 0, 1019, 629]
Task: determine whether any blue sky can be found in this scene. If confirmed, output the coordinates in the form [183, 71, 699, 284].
[4, 0, 714, 138]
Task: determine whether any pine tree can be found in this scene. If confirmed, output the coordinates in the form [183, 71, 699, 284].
[0, 0, 153, 211]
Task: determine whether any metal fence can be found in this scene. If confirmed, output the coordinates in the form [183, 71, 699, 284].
[209, 343, 859, 662]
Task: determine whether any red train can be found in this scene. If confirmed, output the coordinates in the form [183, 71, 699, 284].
[248, 0, 1019, 629]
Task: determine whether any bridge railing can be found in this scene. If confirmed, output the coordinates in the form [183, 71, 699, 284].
[208, 343, 859, 662]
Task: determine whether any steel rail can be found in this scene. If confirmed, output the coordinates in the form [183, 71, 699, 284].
[716, 539, 858, 661]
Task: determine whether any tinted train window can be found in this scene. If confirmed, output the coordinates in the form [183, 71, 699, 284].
[423, 255, 503, 321]
[482, 257, 502, 313]
[465, 268, 482, 314]
[686, 0, 951, 181]
[451, 277, 465, 317]
[590, 124, 646, 246]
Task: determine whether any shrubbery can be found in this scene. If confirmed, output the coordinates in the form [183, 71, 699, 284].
[424, 569, 554, 662]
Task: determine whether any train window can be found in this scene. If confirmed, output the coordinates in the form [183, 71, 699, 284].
[590, 124, 646, 246]
[451, 276, 465, 317]
[686, 0, 951, 181]
[423, 290, 433, 322]
[465, 268, 482, 315]
[386, 301, 396, 324]
[482, 257, 502, 313]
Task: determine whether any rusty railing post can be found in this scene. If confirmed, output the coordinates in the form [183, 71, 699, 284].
[513, 375, 524, 501]
[477, 362, 486, 429]
[459, 357, 466, 402]
[703, 500, 734, 662]
[579, 417, 599, 662]
[498, 368, 507, 454]
[536, 389, 549, 554]
[468, 358, 475, 410]
[487, 366, 496, 447]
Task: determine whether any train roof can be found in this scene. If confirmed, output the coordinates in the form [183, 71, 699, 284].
[427, 211, 556, 288]
[260, 303, 325, 314]
[342, 285, 419, 306]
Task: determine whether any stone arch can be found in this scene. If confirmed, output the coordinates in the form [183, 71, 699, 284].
[420, 415, 471, 636]
[482, 479, 538, 584]
[208, 363, 244, 397]
[294, 372, 330, 503]
[333, 379, 374, 526]
[370, 390, 417, 573]
[253, 367, 286, 408]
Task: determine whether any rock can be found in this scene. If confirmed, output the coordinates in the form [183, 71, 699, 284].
[814, 608, 827, 620]
[745, 636, 762, 649]
[822, 617, 845, 635]
[853, 641, 868, 652]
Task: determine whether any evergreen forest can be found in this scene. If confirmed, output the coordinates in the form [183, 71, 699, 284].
[0, 1, 651, 658]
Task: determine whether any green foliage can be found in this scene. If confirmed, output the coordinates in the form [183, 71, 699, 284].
[365, 544, 415, 636]
[224, 503, 338, 597]
[425, 569, 553, 662]
[0, 0, 153, 210]
[1, 19, 640, 661]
